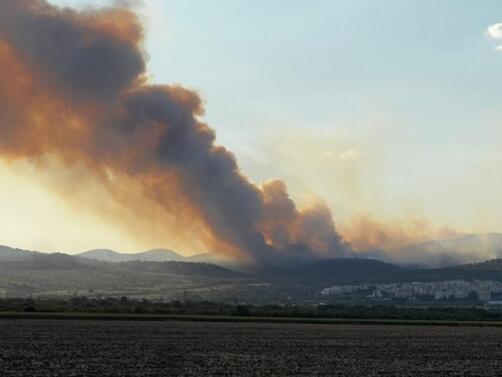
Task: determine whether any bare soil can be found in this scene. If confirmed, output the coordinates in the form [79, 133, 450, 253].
[1, 319, 502, 376]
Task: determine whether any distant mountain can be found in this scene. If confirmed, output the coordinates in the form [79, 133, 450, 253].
[3, 240, 502, 303]
[78, 248, 235, 270]
[0, 247, 249, 300]
[78, 248, 185, 263]
[0, 245, 34, 262]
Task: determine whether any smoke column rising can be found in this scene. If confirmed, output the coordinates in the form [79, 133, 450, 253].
[0, 0, 350, 264]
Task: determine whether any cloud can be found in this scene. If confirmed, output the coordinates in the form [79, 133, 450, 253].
[486, 23, 502, 39]
[486, 23, 502, 51]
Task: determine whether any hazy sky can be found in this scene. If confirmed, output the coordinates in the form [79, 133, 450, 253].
[1, 0, 502, 253]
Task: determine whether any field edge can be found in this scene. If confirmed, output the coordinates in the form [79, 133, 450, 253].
[2, 312, 502, 327]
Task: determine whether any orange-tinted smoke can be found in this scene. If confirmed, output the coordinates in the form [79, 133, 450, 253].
[260, 180, 349, 254]
[340, 214, 463, 252]
[0, 0, 349, 264]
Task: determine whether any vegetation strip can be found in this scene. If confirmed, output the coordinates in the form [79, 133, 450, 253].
[2, 312, 502, 327]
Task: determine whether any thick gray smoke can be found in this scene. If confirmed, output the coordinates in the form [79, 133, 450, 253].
[0, 0, 351, 265]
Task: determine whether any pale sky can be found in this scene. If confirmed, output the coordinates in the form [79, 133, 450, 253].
[1, 0, 502, 253]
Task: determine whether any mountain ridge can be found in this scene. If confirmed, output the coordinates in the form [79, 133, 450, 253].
[1, 253, 502, 302]
[2, 234, 502, 303]
[78, 248, 186, 263]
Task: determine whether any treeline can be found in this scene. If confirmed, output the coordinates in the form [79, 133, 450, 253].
[1, 297, 502, 321]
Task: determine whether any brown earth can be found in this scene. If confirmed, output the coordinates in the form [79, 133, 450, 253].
[0, 320, 501, 376]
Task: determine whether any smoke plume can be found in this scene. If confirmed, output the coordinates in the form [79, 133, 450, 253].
[340, 214, 463, 252]
[340, 214, 472, 266]
[0, 0, 350, 264]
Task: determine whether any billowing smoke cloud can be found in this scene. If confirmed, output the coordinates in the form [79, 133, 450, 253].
[0, 0, 350, 264]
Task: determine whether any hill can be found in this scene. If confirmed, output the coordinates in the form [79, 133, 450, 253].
[78, 248, 186, 263]
[0, 245, 34, 262]
[0, 249, 250, 301]
[3, 243, 502, 304]
[78, 248, 229, 266]
[121, 260, 243, 278]
[264, 257, 502, 291]
[269, 258, 405, 286]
